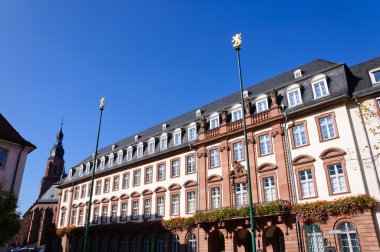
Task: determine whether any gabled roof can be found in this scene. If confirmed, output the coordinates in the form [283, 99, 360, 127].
[0, 113, 36, 149]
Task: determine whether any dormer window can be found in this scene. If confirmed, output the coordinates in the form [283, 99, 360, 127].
[108, 154, 114, 168]
[243, 90, 249, 99]
[117, 150, 123, 165]
[100, 157, 106, 170]
[68, 169, 73, 180]
[286, 84, 302, 107]
[79, 165, 84, 177]
[135, 135, 139, 141]
[160, 133, 168, 150]
[255, 94, 268, 113]
[209, 112, 220, 129]
[369, 67, 380, 85]
[311, 74, 329, 99]
[148, 138, 155, 154]
[162, 124, 167, 131]
[188, 122, 197, 142]
[85, 162, 91, 174]
[112, 144, 117, 151]
[127, 146, 133, 161]
[231, 104, 243, 122]
[294, 69, 302, 79]
[137, 142, 144, 158]
[173, 128, 182, 146]
[196, 109, 202, 117]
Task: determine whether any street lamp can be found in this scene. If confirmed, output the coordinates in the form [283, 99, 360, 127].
[232, 33, 257, 252]
[83, 97, 106, 252]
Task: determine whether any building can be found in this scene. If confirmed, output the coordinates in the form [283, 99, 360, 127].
[57, 56, 380, 252]
[0, 113, 36, 197]
[14, 127, 65, 250]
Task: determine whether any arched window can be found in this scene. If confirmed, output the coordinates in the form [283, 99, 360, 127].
[303, 224, 324, 252]
[172, 235, 180, 252]
[311, 74, 329, 99]
[143, 237, 151, 252]
[156, 235, 164, 252]
[187, 233, 197, 252]
[338, 222, 361, 252]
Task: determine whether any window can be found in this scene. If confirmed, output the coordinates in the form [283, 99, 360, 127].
[171, 194, 179, 215]
[186, 155, 196, 174]
[144, 199, 151, 218]
[256, 95, 268, 113]
[113, 176, 119, 191]
[196, 109, 202, 117]
[60, 212, 66, 227]
[211, 187, 220, 209]
[286, 84, 302, 107]
[303, 224, 324, 252]
[188, 123, 197, 141]
[160, 134, 168, 150]
[81, 185, 86, 198]
[123, 173, 129, 189]
[156, 235, 164, 252]
[93, 207, 99, 224]
[148, 138, 155, 154]
[67, 169, 73, 180]
[145, 167, 153, 183]
[133, 170, 141, 186]
[63, 190, 68, 202]
[132, 201, 139, 220]
[187, 191, 196, 213]
[111, 204, 117, 222]
[157, 197, 164, 217]
[127, 147, 133, 161]
[311, 74, 329, 99]
[328, 163, 347, 193]
[78, 210, 84, 225]
[231, 104, 243, 121]
[263, 177, 276, 202]
[104, 178, 110, 193]
[121, 203, 128, 221]
[318, 115, 337, 140]
[299, 170, 315, 198]
[130, 237, 137, 252]
[187, 233, 197, 252]
[243, 90, 249, 98]
[162, 123, 167, 130]
[95, 181, 101, 195]
[71, 210, 77, 225]
[88, 183, 91, 197]
[99, 158, 105, 170]
[157, 163, 165, 181]
[292, 124, 307, 147]
[137, 143, 143, 158]
[235, 183, 247, 207]
[209, 113, 220, 129]
[174, 129, 182, 146]
[171, 160, 180, 177]
[259, 134, 272, 155]
[172, 235, 180, 252]
[233, 142, 244, 161]
[338, 222, 361, 252]
[0, 149, 7, 169]
[369, 68, 380, 85]
[294, 69, 302, 79]
[74, 187, 79, 200]
[85, 163, 91, 174]
[79, 166, 84, 177]
[108, 155, 114, 167]
[117, 151, 123, 164]
[102, 206, 108, 223]
[210, 149, 220, 167]
[143, 237, 151, 252]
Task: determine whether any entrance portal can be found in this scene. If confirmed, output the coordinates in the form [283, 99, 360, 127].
[208, 230, 225, 252]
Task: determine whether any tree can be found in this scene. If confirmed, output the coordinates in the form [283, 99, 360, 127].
[358, 100, 380, 159]
[0, 185, 20, 246]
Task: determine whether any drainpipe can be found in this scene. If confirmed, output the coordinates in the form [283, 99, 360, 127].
[190, 143, 200, 252]
[11, 145, 25, 195]
[283, 112, 303, 252]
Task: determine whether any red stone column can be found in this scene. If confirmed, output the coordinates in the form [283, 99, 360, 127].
[219, 140, 231, 207]
[247, 132, 259, 203]
[197, 147, 208, 211]
[271, 123, 290, 201]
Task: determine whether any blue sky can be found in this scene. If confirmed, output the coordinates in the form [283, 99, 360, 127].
[0, 1, 379, 215]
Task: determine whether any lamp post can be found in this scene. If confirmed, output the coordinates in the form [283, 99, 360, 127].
[83, 97, 105, 252]
[232, 33, 257, 252]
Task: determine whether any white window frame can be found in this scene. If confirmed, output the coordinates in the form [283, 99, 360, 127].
[259, 134, 272, 155]
[173, 128, 182, 146]
[157, 197, 164, 217]
[294, 69, 302, 79]
[210, 149, 220, 167]
[286, 84, 303, 107]
[160, 133, 168, 150]
[293, 124, 307, 147]
[231, 104, 243, 122]
[233, 142, 243, 161]
[328, 163, 347, 194]
[132, 201, 139, 219]
[93, 207, 99, 224]
[85, 162, 91, 174]
[319, 116, 336, 140]
[255, 94, 269, 113]
[187, 156, 195, 174]
[99, 157, 106, 170]
[144, 199, 151, 218]
[108, 154, 114, 168]
[172, 160, 180, 177]
[137, 142, 144, 158]
[127, 147, 133, 161]
[146, 167, 153, 183]
[299, 169, 315, 198]
[235, 183, 247, 207]
[209, 112, 220, 129]
[311, 74, 329, 99]
[148, 138, 155, 154]
[121, 203, 128, 221]
[263, 176, 276, 202]
[102, 206, 108, 223]
[123, 173, 129, 189]
[134, 170, 141, 186]
[211, 187, 221, 209]
[111, 204, 117, 221]
[187, 191, 196, 213]
[158, 164, 165, 180]
[117, 150, 123, 165]
[171, 194, 179, 215]
[369, 67, 380, 85]
[78, 210, 84, 225]
[79, 165, 84, 177]
[187, 122, 197, 141]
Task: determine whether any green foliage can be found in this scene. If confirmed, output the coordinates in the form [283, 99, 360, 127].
[0, 186, 20, 246]
[293, 194, 376, 224]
